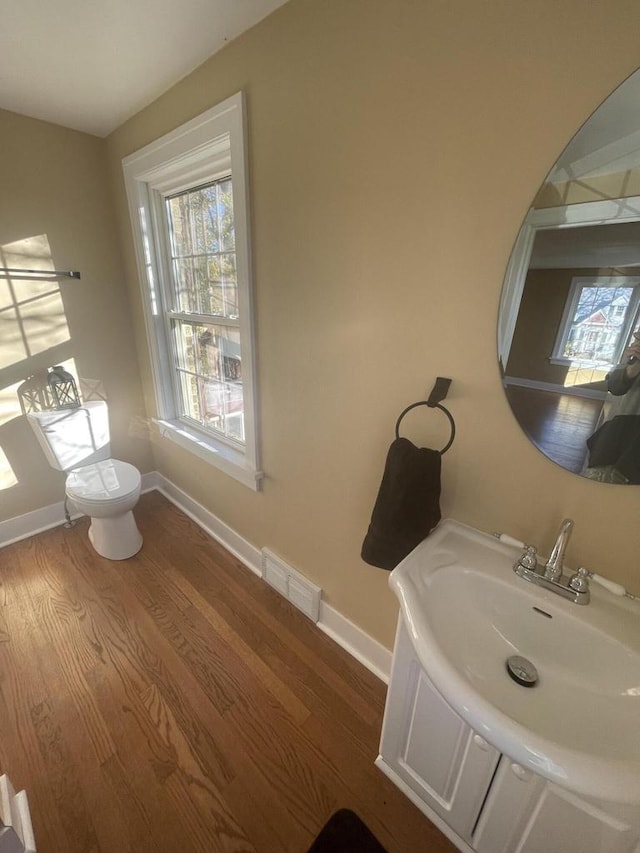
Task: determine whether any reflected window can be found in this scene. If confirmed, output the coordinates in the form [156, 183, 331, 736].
[552, 275, 640, 385]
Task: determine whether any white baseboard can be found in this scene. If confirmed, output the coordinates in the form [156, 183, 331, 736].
[317, 602, 391, 683]
[503, 375, 606, 400]
[0, 470, 392, 683]
[0, 499, 79, 549]
[0, 472, 158, 550]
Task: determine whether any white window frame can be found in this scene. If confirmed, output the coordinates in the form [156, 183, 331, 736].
[122, 93, 261, 490]
[550, 275, 640, 366]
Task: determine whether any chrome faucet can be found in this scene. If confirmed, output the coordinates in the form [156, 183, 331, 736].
[543, 518, 574, 582]
[511, 518, 589, 604]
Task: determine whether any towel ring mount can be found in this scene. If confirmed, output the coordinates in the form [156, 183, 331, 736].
[395, 401, 455, 454]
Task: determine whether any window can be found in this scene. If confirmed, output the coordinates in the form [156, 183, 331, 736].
[552, 276, 640, 386]
[122, 93, 261, 489]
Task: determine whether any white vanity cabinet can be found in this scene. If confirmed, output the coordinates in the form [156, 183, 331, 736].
[377, 620, 500, 845]
[377, 619, 640, 853]
[473, 757, 640, 853]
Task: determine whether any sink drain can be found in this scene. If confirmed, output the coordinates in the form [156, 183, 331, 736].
[506, 655, 538, 687]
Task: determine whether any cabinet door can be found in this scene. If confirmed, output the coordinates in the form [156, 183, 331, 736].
[474, 756, 640, 853]
[379, 620, 500, 842]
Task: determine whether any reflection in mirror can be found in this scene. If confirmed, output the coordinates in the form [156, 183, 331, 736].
[499, 69, 640, 484]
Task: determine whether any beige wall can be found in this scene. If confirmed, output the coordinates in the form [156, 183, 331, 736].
[105, 0, 640, 649]
[0, 110, 153, 521]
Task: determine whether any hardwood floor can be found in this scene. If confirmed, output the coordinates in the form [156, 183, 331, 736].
[0, 492, 456, 853]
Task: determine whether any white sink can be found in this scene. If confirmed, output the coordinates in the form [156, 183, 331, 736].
[389, 519, 640, 803]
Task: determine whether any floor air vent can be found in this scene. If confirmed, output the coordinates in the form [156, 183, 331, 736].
[261, 548, 321, 622]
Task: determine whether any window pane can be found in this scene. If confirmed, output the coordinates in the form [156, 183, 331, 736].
[173, 322, 244, 442]
[177, 370, 201, 421]
[166, 179, 238, 320]
[167, 195, 194, 257]
[217, 179, 235, 252]
[197, 253, 238, 317]
[194, 325, 242, 381]
[564, 286, 633, 364]
[174, 321, 197, 372]
[202, 184, 220, 252]
[200, 377, 245, 442]
[172, 257, 198, 313]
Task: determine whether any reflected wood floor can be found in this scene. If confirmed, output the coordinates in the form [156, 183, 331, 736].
[0, 491, 456, 853]
[505, 385, 603, 473]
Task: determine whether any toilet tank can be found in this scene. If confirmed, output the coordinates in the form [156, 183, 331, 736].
[27, 400, 111, 471]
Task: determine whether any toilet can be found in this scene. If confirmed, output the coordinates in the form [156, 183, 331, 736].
[27, 401, 143, 560]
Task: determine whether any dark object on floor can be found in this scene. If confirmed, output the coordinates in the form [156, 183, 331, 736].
[361, 437, 441, 570]
[308, 809, 387, 852]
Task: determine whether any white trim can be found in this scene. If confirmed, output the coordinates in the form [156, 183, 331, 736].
[317, 601, 392, 683]
[0, 473, 392, 683]
[122, 92, 260, 490]
[0, 500, 80, 549]
[498, 195, 640, 369]
[374, 757, 472, 853]
[0, 471, 158, 549]
[154, 418, 263, 491]
[504, 376, 606, 400]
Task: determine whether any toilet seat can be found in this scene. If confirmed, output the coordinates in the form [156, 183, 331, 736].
[66, 459, 141, 503]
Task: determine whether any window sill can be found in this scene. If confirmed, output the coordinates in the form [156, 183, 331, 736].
[154, 418, 263, 491]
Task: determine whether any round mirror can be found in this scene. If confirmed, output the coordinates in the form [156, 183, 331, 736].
[499, 69, 640, 484]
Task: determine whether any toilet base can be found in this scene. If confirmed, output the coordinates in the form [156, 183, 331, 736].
[87, 511, 143, 560]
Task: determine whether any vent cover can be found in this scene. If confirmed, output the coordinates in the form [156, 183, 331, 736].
[261, 548, 321, 622]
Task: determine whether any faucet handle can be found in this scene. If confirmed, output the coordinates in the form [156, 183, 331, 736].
[568, 567, 591, 593]
[516, 544, 538, 571]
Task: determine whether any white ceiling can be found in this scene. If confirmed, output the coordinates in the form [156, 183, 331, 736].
[3, 2, 639, 156]
[0, 0, 289, 137]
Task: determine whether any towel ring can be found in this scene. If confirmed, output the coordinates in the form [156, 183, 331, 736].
[395, 401, 456, 454]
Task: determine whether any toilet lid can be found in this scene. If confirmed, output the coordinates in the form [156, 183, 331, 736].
[66, 459, 141, 502]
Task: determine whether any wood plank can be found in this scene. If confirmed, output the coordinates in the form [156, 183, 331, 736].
[0, 492, 458, 853]
[142, 497, 384, 727]
[140, 682, 255, 853]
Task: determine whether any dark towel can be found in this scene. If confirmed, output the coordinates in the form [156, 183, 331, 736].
[361, 437, 441, 570]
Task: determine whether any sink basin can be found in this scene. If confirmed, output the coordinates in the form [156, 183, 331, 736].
[390, 519, 640, 803]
